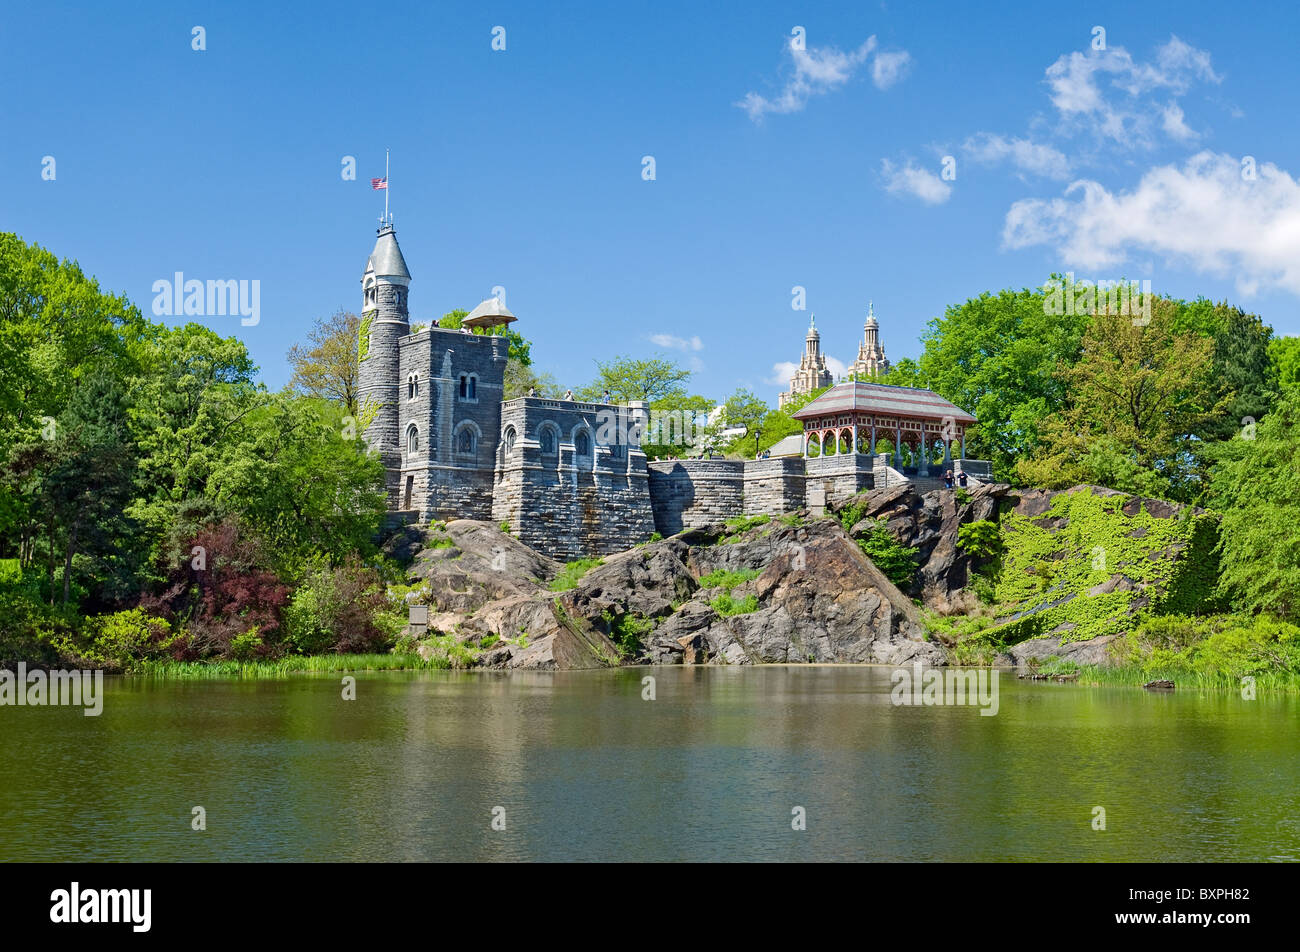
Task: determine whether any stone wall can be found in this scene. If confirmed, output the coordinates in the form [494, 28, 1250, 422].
[742, 457, 805, 516]
[647, 459, 744, 535]
[804, 454, 875, 513]
[398, 327, 508, 523]
[493, 398, 656, 561]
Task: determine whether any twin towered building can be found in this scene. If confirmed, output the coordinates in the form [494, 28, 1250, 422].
[356, 223, 985, 559]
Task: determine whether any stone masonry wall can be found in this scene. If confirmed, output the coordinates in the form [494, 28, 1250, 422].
[742, 457, 806, 516]
[647, 459, 745, 535]
[804, 454, 875, 513]
[493, 398, 656, 561]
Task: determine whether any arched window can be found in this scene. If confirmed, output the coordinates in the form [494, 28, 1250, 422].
[575, 431, 590, 455]
[458, 374, 478, 401]
[457, 429, 475, 455]
[539, 427, 557, 455]
[503, 426, 516, 455]
[406, 424, 419, 456]
[408, 375, 420, 400]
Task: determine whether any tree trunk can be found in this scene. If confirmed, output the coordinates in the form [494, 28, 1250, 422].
[62, 524, 77, 608]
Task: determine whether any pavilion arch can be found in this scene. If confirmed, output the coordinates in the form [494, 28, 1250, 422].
[806, 432, 822, 458]
[838, 428, 852, 455]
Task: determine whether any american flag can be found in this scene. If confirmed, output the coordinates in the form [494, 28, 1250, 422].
[371, 177, 387, 190]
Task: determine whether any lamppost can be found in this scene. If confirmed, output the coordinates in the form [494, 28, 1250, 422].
[754, 428, 762, 459]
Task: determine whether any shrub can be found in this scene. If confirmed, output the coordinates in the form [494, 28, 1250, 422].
[855, 517, 918, 589]
[80, 609, 177, 665]
[711, 592, 759, 616]
[283, 556, 396, 654]
[956, 520, 1002, 560]
[229, 628, 265, 661]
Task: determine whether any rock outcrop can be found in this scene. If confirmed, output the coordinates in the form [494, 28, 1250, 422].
[392, 514, 942, 670]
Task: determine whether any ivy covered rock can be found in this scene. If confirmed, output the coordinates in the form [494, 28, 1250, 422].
[987, 486, 1221, 655]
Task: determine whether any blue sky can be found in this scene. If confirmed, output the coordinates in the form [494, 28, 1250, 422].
[3, 0, 1299, 403]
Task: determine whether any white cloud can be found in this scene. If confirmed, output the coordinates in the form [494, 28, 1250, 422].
[649, 333, 703, 352]
[962, 133, 1071, 179]
[1002, 151, 1300, 296]
[736, 35, 910, 121]
[1161, 101, 1198, 142]
[871, 50, 912, 90]
[766, 355, 847, 386]
[881, 158, 952, 204]
[767, 360, 797, 386]
[1042, 35, 1221, 148]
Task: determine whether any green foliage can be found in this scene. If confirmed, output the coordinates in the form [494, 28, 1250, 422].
[549, 558, 603, 592]
[1112, 614, 1300, 683]
[854, 517, 919, 588]
[956, 520, 1001, 560]
[600, 609, 655, 656]
[357, 314, 372, 362]
[985, 488, 1220, 645]
[1208, 388, 1300, 620]
[229, 628, 264, 661]
[918, 280, 1086, 478]
[710, 592, 759, 616]
[699, 568, 759, 589]
[721, 513, 770, 542]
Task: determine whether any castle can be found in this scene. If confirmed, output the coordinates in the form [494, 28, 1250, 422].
[357, 224, 987, 561]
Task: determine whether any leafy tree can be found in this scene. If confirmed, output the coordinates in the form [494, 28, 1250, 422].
[577, 354, 691, 404]
[1016, 299, 1226, 499]
[1209, 388, 1300, 621]
[918, 281, 1087, 477]
[206, 395, 386, 570]
[287, 309, 362, 413]
[1269, 335, 1300, 393]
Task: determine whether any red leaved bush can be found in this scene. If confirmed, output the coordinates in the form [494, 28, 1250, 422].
[141, 518, 290, 660]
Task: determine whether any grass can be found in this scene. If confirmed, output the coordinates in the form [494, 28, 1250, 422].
[549, 558, 603, 591]
[127, 653, 441, 678]
[1034, 656, 1300, 694]
[698, 568, 759, 589]
[721, 514, 770, 543]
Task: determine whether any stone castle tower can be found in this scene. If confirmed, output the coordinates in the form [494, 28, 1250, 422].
[357, 224, 412, 504]
[847, 301, 890, 379]
[778, 314, 834, 409]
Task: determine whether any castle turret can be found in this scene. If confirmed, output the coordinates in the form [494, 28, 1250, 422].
[357, 224, 411, 504]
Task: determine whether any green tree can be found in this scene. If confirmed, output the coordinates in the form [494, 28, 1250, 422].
[1016, 299, 1226, 499]
[918, 281, 1087, 477]
[1209, 388, 1300, 620]
[287, 309, 362, 413]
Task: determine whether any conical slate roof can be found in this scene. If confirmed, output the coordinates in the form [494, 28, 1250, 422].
[366, 225, 410, 280]
[463, 296, 517, 329]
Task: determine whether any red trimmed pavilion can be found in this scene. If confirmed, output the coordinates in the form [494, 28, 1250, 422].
[790, 381, 977, 477]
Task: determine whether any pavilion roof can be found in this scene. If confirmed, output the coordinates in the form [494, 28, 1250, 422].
[790, 381, 976, 424]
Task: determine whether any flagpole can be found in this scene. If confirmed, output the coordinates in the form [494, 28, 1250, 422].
[385, 149, 390, 224]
